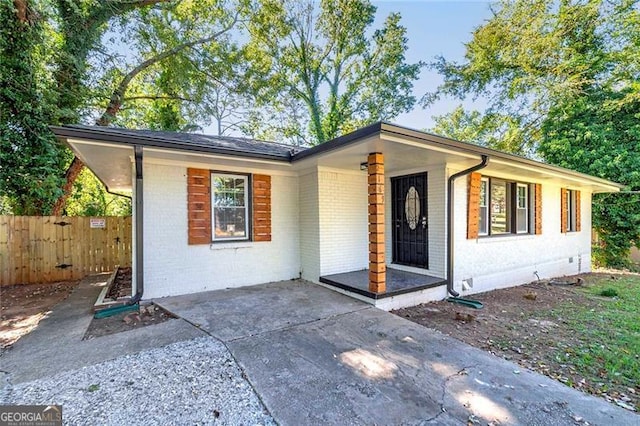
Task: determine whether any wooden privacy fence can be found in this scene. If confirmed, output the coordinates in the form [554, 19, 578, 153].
[0, 216, 132, 286]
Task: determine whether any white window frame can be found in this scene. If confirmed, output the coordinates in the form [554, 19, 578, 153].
[516, 183, 529, 234]
[211, 173, 250, 241]
[479, 178, 489, 236]
[489, 178, 511, 235]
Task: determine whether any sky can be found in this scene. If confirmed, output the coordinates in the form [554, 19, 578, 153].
[371, 0, 493, 130]
[193, 0, 493, 136]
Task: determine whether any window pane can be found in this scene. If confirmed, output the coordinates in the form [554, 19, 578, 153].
[517, 185, 527, 208]
[490, 180, 510, 234]
[480, 180, 487, 206]
[214, 207, 246, 238]
[478, 179, 489, 235]
[211, 174, 248, 240]
[516, 184, 528, 233]
[479, 206, 488, 235]
[567, 189, 576, 232]
[517, 209, 528, 233]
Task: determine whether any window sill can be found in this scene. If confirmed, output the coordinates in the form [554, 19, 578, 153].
[209, 242, 254, 250]
[475, 234, 536, 244]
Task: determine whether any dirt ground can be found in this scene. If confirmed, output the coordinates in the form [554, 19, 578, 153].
[393, 272, 639, 412]
[1, 268, 175, 351]
[85, 265, 174, 339]
[0, 281, 78, 352]
[105, 266, 132, 299]
[83, 303, 175, 340]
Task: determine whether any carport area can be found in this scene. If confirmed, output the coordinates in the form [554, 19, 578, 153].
[155, 280, 633, 425]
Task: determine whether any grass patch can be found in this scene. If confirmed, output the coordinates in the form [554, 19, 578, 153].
[598, 288, 618, 297]
[543, 275, 639, 395]
[394, 271, 640, 410]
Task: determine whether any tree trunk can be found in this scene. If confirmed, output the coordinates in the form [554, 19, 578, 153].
[51, 156, 84, 215]
[52, 14, 239, 214]
[14, 0, 27, 23]
[49, 0, 178, 214]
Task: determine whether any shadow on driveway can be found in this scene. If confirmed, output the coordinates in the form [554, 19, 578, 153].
[157, 280, 636, 425]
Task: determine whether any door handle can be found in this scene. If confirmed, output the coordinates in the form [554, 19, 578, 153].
[421, 216, 427, 228]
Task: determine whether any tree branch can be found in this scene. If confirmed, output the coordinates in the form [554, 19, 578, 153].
[97, 12, 239, 126]
[123, 95, 195, 102]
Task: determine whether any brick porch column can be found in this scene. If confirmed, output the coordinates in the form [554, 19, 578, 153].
[368, 152, 386, 293]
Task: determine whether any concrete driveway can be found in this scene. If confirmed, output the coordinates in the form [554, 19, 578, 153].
[156, 280, 636, 426]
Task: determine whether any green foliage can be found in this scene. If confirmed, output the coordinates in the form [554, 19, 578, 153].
[428, 0, 640, 267]
[245, 0, 423, 145]
[598, 288, 618, 298]
[96, 0, 245, 131]
[540, 89, 640, 267]
[64, 168, 131, 216]
[1, 0, 245, 214]
[0, 0, 65, 215]
[431, 106, 531, 154]
[426, 0, 619, 153]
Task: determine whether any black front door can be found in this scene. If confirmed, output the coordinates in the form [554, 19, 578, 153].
[392, 172, 428, 268]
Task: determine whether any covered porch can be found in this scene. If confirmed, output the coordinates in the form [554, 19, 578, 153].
[307, 147, 453, 307]
[292, 124, 491, 307]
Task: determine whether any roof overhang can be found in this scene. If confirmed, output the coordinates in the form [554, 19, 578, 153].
[291, 122, 623, 193]
[66, 138, 134, 192]
[52, 122, 623, 194]
[54, 126, 294, 192]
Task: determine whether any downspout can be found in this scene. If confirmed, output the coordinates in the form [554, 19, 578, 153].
[447, 155, 489, 297]
[130, 145, 144, 304]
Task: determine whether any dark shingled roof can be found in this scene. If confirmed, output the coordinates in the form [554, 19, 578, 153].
[51, 125, 305, 161]
[50, 123, 623, 190]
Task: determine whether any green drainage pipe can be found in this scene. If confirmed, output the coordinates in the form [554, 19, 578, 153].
[446, 297, 483, 309]
[94, 303, 139, 319]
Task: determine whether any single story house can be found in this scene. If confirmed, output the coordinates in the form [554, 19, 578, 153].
[52, 122, 622, 310]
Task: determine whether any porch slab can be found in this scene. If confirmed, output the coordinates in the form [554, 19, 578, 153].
[320, 268, 446, 300]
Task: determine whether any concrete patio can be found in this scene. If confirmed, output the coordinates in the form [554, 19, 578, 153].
[156, 280, 636, 425]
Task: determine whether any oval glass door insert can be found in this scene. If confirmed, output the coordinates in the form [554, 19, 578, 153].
[405, 186, 420, 230]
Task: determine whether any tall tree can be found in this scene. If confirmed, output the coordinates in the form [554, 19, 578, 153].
[1, 0, 177, 214]
[426, 0, 640, 266]
[540, 89, 640, 267]
[245, 0, 423, 145]
[3, 0, 246, 215]
[54, 0, 173, 125]
[0, 0, 65, 214]
[426, 0, 611, 153]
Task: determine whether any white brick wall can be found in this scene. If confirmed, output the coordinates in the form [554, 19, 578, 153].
[137, 156, 596, 302]
[299, 171, 320, 281]
[317, 168, 369, 275]
[143, 162, 300, 298]
[452, 168, 592, 296]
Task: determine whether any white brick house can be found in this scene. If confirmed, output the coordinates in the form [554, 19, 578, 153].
[53, 122, 621, 309]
